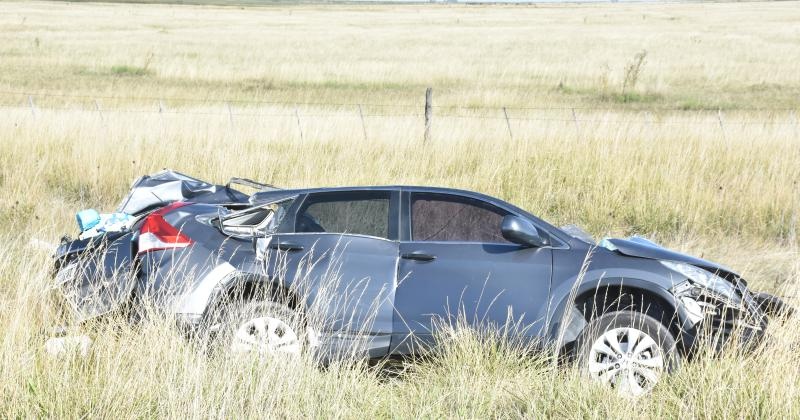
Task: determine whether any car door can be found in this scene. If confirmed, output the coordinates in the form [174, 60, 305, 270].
[260, 190, 400, 358]
[391, 191, 554, 354]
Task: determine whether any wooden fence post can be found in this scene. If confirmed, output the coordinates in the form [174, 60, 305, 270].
[424, 87, 432, 143]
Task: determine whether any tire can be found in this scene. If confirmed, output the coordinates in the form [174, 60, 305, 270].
[574, 310, 680, 397]
[219, 301, 307, 357]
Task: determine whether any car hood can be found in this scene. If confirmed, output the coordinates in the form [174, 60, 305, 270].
[599, 236, 737, 277]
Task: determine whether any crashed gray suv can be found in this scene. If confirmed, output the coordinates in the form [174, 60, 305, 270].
[54, 171, 789, 396]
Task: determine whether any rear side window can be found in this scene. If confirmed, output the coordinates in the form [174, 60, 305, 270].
[296, 192, 390, 239]
[411, 193, 510, 243]
[220, 198, 295, 237]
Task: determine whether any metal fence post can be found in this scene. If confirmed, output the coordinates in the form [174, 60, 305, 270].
[357, 104, 367, 141]
[295, 106, 304, 141]
[503, 107, 513, 141]
[94, 99, 104, 123]
[424, 87, 432, 143]
[571, 107, 581, 139]
[27, 95, 37, 119]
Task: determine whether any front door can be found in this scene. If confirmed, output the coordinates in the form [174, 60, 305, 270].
[391, 192, 553, 354]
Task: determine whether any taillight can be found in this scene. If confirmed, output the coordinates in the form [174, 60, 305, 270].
[137, 202, 193, 255]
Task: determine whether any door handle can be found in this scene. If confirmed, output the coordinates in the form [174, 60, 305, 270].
[268, 241, 304, 252]
[401, 251, 436, 262]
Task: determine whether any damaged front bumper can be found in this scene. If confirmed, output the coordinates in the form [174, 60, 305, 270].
[672, 280, 767, 354]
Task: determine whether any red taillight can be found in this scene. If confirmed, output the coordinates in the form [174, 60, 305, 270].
[137, 202, 193, 255]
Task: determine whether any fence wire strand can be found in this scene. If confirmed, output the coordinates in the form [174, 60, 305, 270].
[2, 90, 799, 127]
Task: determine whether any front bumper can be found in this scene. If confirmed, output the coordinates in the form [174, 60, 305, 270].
[673, 281, 767, 355]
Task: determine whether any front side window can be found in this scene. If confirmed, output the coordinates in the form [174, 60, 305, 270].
[296, 192, 390, 239]
[411, 193, 510, 243]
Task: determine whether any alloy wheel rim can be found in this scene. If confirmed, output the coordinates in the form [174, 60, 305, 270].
[231, 316, 301, 356]
[587, 327, 664, 396]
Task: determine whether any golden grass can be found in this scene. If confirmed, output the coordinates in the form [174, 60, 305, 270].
[1, 1, 800, 417]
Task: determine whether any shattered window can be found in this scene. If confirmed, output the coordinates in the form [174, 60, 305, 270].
[411, 193, 510, 243]
[296, 192, 390, 239]
[220, 198, 294, 237]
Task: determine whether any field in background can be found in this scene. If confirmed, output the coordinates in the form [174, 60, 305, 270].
[1, 1, 800, 417]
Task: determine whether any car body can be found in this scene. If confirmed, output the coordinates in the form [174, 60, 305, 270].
[54, 175, 783, 395]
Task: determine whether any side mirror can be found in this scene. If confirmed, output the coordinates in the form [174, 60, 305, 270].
[501, 215, 548, 248]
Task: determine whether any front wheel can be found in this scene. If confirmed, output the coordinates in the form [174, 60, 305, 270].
[574, 311, 680, 397]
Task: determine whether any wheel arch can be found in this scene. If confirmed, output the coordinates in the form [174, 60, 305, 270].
[550, 277, 696, 355]
[202, 272, 302, 324]
[574, 284, 682, 334]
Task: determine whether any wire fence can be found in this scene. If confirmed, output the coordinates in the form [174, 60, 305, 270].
[2, 89, 799, 137]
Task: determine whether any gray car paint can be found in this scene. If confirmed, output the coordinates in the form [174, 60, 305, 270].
[56, 232, 136, 321]
[55, 184, 766, 360]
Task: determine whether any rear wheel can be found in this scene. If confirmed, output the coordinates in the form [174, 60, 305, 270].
[221, 301, 306, 357]
[575, 311, 679, 397]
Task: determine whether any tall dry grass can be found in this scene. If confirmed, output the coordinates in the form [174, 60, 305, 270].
[1, 1, 799, 417]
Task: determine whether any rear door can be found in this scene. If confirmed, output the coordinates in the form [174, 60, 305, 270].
[261, 190, 400, 358]
[391, 191, 554, 354]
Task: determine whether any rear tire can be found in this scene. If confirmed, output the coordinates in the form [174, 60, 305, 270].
[220, 301, 307, 357]
[575, 310, 679, 397]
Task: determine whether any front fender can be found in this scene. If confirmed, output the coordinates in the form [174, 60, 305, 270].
[546, 270, 696, 347]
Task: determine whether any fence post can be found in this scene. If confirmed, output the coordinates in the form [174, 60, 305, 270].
[357, 104, 368, 141]
[158, 100, 165, 125]
[502, 107, 513, 141]
[717, 108, 726, 141]
[226, 102, 234, 127]
[571, 107, 581, 139]
[295, 106, 304, 141]
[27, 95, 37, 119]
[424, 87, 433, 143]
[94, 99, 104, 123]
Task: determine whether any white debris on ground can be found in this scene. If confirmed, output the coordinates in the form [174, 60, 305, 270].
[44, 335, 92, 358]
[28, 238, 56, 252]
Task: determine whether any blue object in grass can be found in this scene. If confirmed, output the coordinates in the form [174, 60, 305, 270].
[76, 209, 102, 232]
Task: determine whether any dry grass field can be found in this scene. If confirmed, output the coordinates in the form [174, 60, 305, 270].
[1, 0, 800, 417]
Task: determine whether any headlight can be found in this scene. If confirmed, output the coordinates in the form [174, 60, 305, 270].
[660, 260, 738, 300]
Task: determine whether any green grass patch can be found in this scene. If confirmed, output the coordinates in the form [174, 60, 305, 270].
[598, 91, 662, 105]
[110, 65, 152, 77]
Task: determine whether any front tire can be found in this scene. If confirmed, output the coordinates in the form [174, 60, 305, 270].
[575, 311, 679, 397]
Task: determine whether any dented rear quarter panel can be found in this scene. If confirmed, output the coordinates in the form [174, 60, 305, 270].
[55, 231, 136, 322]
